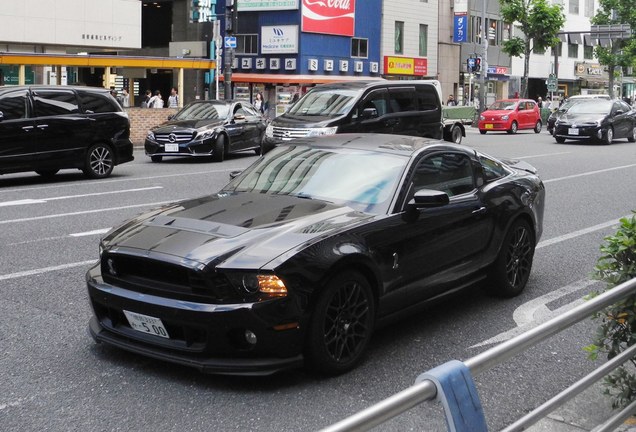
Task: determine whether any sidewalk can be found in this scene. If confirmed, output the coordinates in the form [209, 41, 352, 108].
[525, 381, 636, 432]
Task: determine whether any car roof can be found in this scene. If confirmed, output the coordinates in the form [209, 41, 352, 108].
[0, 85, 110, 96]
[568, 94, 611, 99]
[281, 133, 472, 157]
[309, 79, 441, 92]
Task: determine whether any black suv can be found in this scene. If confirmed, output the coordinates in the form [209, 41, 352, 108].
[0, 85, 134, 179]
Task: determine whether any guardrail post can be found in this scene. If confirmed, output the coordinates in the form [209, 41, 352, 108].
[416, 360, 488, 432]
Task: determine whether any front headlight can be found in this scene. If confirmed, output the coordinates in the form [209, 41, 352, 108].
[307, 127, 338, 137]
[479, 115, 485, 121]
[146, 131, 155, 141]
[265, 123, 274, 138]
[502, 115, 509, 120]
[196, 129, 216, 141]
[227, 273, 288, 298]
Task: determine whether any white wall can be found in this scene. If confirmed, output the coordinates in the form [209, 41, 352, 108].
[382, 0, 439, 77]
[0, 0, 141, 49]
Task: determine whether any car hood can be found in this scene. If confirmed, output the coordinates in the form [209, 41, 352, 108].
[102, 193, 373, 271]
[152, 118, 226, 132]
[270, 113, 344, 128]
[560, 112, 606, 123]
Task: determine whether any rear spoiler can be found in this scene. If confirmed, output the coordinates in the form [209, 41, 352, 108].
[500, 158, 538, 175]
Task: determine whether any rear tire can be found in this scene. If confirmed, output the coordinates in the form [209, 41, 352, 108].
[212, 135, 226, 162]
[305, 271, 375, 375]
[83, 143, 114, 179]
[628, 126, 636, 143]
[485, 219, 535, 298]
[450, 125, 463, 144]
[534, 120, 542, 133]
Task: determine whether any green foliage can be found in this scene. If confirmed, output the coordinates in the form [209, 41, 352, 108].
[585, 212, 636, 409]
[500, 0, 565, 97]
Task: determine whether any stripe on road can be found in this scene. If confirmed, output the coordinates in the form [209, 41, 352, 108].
[0, 186, 162, 207]
[0, 260, 96, 282]
[536, 216, 627, 249]
[543, 163, 636, 184]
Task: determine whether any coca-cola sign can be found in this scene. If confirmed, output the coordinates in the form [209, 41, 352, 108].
[302, 0, 356, 37]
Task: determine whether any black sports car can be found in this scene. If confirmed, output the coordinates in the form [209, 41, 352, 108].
[144, 100, 267, 162]
[553, 99, 636, 144]
[87, 134, 545, 375]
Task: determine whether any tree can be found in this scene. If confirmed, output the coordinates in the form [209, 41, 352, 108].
[500, 0, 565, 98]
[591, 0, 636, 99]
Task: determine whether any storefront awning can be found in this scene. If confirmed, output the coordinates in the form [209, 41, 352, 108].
[224, 73, 383, 84]
[0, 52, 215, 69]
[569, 33, 583, 44]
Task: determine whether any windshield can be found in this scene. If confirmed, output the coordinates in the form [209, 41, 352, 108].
[488, 101, 517, 110]
[286, 89, 360, 116]
[567, 100, 612, 114]
[173, 102, 229, 120]
[223, 145, 407, 214]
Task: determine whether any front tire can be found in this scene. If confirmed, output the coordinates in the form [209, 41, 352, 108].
[485, 219, 535, 298]
[507, 121, 518, 134]
[151, 155, 163, 163]
[603, 127, 613, 145]
[628, 126, 636, 143]
[83, 143, 114, 179]
[212, 135, 226, 162]
[555, 137, 566, 143]
[479, 130, 487, 135]
[305, 271, 375, 375]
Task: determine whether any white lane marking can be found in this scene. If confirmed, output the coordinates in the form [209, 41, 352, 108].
[0, 169, 234, 194]
[0, 186, 162, 207]
[511, 151, 572, 159]
[543, 163, 636, 184]
[536, 217, 627, 250]
[69, 228, 111, 237]
[0, 201, 170, 225]
[0, 260, 96, 282]
[471, 278, 599, 348]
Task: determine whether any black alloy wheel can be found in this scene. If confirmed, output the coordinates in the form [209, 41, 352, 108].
[212, 134, 226, 162]
[486, 219, 535, 298]
[306, 271, 375, 375]
[83, 144, 114, 179]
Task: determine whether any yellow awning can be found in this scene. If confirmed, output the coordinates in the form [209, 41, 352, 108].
[0, 52, 215, 69]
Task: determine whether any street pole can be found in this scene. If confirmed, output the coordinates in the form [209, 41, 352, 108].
[224, 0, 236, 101]
[478, 0, 488, 112]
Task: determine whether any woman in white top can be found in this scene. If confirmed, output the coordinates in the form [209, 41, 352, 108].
[148, 90, 164, 109]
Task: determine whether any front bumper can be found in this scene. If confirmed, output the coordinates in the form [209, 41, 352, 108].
[87, 267, 305, 375]
[144, 138, 216, 158]
[478, 120, 511, 131]
[553, 124, 601, 140]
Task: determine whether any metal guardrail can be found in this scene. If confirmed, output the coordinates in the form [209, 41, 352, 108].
[322, 277, 636, 432]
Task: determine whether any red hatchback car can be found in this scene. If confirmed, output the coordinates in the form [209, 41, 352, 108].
[478, 99, 542, 134]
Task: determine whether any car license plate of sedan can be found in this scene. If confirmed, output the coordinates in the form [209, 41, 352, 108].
[485, 124, 494, 129]
[568, 128, 579, 135]
[124, 310, 170, 338]
[165, 143, 179, 152]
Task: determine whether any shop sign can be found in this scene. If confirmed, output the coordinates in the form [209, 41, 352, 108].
[383, 56, 428, 76]
[454, 0, 468, 14]
[487, 66, 509, 75]
[238, 0, 299, 11]
[453, 14, 468, 43]
[261, 25, 299, 54]
[575, 62, 604, 77]
[301, 0, 356, 37]
[285, 58, 297, 70]
[324, 59, 334, 71]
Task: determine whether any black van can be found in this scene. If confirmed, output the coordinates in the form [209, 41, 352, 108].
[0, 85, 134, 179]
[263, 80, 443, 150]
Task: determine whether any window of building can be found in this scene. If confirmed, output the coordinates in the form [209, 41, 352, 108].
[395, 21, 404, 54]
[351, 38, 368, 58]
[584, 0, 594, 16]
[487, 20, 498, 46]
[584, 44, 594, 59]
[551, 43, 563, 57]
[419, 24, 428, 56]
[471, 17, 482, 45]
[236, 34, 258, 55]
[569, 0, 579, 14]
[568, 43, 578, 58]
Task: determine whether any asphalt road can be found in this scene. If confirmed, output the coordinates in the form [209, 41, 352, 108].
[1, 128, 635, 432]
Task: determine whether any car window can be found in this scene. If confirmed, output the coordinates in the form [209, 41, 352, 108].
[78, 92, 120, 113]
[353, 89, 388, 119]
[618, 101, 631, 112]
[479, 155, 510, 182]
[32, 90, 79, 116]
[287, 88, 359, 116]
[0, 89, 28, 120]
[412, 153, 475, 197]
[489, 101, 516, 110]
[242, 103, 259, 117]
[416, 86, 439, 111]
[388, 88, 417, 112]
[173, 102, 229, 120]
[234, 104, 247, 116]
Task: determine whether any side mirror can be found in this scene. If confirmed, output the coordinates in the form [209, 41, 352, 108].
[229, 170, 242, 179]
[407, 189, 450, 210]
[361, 107, 378, 119]
[234, 114, 246, 121]
[167, 114, 174, 120]
[616, 110, 624, 115]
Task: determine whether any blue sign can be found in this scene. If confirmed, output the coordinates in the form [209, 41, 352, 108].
[453, 14, 468, 43]
[224, 36, 237, 49]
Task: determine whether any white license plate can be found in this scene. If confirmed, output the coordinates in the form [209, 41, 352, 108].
[568, 128, 579, 135]
[165, 143, 179, 152]
[124, 310, 170, 338]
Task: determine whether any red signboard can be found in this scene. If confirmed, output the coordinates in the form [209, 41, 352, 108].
[383, 56, 428, 76]
[301, 0, 356, 37]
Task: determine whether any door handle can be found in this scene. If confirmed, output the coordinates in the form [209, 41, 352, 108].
[472, 206, 487, 216]
[22, 126, 34, 131]
[37, 124, 49, 129]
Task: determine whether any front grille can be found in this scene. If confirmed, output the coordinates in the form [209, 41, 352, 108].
[271, 126, 313, 141]
[101, 254, 236, 303]
[154, 131, 195, 144]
